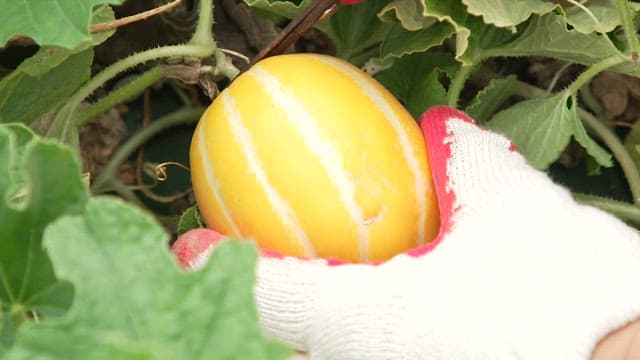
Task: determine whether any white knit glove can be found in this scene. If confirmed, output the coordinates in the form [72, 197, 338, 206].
[173, 106, 640, 359]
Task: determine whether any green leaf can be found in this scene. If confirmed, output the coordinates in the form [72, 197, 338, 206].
[584, 155, 603, 176]
[177, 206, 205, 235]
[0, 4, 115, 129]
[379, 0, 437, 31]
[571, 110, 613, 169]
[88, 5, 118, 47]
[19, 5, 115, 77]
[465, 74, 518, 123]
[379, 0, 514, 64]
[18, 47, 89, 78]
[1, 309, 12, 351]
[0, 123, 88, 348]
[0, 49, 93, 127]
[379, 21, 456, 60]
[461, 0, 557, 30]
[8, 197, 290, 359]
[0, 1, 125, 49]
[423, 0, 484, 64]
[487, 14, 634, 74]
[242, 0, 311, 20]
[421, 0, 513, 65]
[327, 0, 392, 62]
[565, 3, 623, 34]
[487, 92, 611, 169]
[376, 52, 454, 119]
[39, 100, 84, 150]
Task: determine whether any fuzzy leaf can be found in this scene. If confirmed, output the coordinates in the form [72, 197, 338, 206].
[572, 112, 613, 169]
[465, 74, 518, 123]
[421, 0, 513, 64]
[327, 0, 391, 62]
[462, 0, 557, 30]
[565, 3, 623, 34]
[0, 49, 93, 127]
[7, 197, 290, 359]
[17, 4, 116, 77]
[0, 5, 112, 127]
[87, 5, 118, 46]
[379, 0, 437, 31]
[487, 92, 611, 169]
[376, 52, 453, 118]
[242, 0, 311, 20]
[488, 14, 637, 76]
[1, 306, 11, 350]
[380, 21, 455, 61]
[0, 0, 124, 49]
[0, 124, 88, 348]
[177, 206, 205, 235]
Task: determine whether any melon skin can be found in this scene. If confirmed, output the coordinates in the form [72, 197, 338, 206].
[190, 53, 439, 263]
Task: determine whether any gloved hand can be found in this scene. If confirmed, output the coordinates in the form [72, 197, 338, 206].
[173, 106, 640, 359]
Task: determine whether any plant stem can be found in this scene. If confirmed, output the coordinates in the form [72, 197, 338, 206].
[615, 0, 640, 65]
[578, 82, 604, 117]
[578, 108, 640, 206]
[573, 193, 640, 225]
[10, 304, 28, 327]
[53, 42, 214, 140]
[191, 0, 241, 79]
[91, 107, 205, 193]
[567, 56, 626, 94]
[214, 48, 240, 80]
[75, 44, 213, 108]
[109, 180, 150, 209]
[77, 67, 164, 126]
[190, 0, 215, 47]
[168, 80, 195, 106]
[447, 63, 477, 107]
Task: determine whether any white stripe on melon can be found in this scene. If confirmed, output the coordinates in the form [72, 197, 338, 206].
[247, 65, 371, 261]
[314, 55, 428, 246]
[221, 92, 316, 257]
[196, 108, 241, 237]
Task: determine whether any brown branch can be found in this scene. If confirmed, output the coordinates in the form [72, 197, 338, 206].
[250, 0, 338, 65]
[91, 0, 183, 33]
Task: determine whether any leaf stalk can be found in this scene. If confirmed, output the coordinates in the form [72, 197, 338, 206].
[567, 56, 626, 95]
[573, 193, 640, 225]
[77, 67, 164, 127]
[447, 63, 477, 107]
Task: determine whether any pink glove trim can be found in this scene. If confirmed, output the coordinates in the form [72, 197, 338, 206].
[172, 228, 224, 269]
[405, 106, 460, 257]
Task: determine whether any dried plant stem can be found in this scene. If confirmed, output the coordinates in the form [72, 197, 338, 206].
[90, 0, 183, 33]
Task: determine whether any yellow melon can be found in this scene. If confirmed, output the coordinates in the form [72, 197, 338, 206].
[190, 53, 439, 263]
